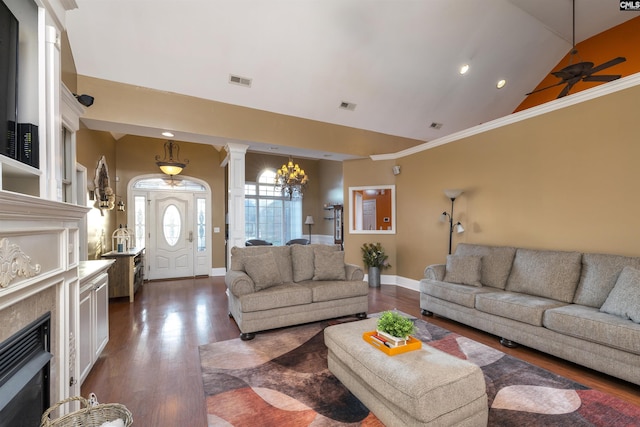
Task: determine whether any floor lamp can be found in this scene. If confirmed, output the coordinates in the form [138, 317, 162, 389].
[439, 189, 465, 254]
[305, 216, 315, 243]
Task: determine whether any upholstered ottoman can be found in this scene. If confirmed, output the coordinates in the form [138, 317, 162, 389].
[324, 318, 488, 427]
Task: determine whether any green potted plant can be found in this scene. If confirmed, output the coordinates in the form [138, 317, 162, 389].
[361, 242, 391, 287]
[376, 311, 415, 345]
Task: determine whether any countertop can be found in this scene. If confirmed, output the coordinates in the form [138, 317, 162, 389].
[78, 259, 115, 281]
[101, 247, 145, 257]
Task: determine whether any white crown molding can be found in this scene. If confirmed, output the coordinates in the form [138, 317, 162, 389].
[371, 72, 640, 161]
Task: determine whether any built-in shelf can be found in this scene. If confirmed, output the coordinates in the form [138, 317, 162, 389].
[0, 154, 42, 197]
[324, 205, 335, 220]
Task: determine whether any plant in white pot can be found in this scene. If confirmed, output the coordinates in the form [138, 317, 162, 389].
[376, 311, 415, 347]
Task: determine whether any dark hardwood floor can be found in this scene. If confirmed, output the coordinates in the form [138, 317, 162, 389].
[82, 277, 640, 426]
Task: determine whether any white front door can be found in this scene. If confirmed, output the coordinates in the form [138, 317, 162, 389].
[149, 192, 194, 280]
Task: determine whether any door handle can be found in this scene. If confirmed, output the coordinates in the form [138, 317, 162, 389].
[188, 231, 193, 242]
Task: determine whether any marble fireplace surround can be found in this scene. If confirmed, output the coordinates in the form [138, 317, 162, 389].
[0, 192, 89, 412]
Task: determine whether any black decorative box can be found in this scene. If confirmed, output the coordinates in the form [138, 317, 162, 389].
[17, 123, 38, 168]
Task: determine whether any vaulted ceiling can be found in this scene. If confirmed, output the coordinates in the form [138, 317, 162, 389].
[65, 1, 638, 158]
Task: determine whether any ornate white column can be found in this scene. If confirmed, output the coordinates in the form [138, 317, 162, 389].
[222, 143, 248, 268]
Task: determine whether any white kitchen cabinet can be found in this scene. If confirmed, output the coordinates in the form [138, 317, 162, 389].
[78, 260, 114, 384]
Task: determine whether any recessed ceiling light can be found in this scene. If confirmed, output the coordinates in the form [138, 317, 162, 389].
[459, 64, 470, 75]
[162, 131, 174, 137]
[496, 79, 507, 89]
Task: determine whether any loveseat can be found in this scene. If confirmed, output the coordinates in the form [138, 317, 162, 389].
[420, 243, 640, 386]
[226, 244, 368, 340]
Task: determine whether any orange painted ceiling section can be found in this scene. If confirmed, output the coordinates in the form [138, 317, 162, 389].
[515, 16, 640, 112]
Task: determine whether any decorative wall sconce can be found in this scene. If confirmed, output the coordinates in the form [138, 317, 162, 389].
[304, 215, 315, 242]
[156, 140, 189, 176]
[439, 189, 464, 254]
[275, 157, 309, 199]
[115, 196, 125, 212]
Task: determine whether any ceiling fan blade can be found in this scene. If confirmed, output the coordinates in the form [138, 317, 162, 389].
[582, 74, 621, 82]
[525, 81, 566, 96]
[587, 57, 626, 75]
[557, 79, 579, 98]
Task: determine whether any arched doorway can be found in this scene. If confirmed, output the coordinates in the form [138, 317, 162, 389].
[128, 175, 212, 280]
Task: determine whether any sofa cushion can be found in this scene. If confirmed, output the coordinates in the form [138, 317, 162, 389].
[313, 250, 346, 281]
[544, 304, 640, 355]
[238, 283, 312, 312]
[600, 266, 640, 323]
[454, 243, 516, 289]
[291, 244, 340, 282]
[303, 280, 369, 303]
[421, 280, 496, 309]
[243, 251, 283, 291]
[230, 245, 293, 283]
[505, 249, 582, 303]
[573, 253, 640, 308]
[475, 292, 567, 326]
[443, 255, 482, 287]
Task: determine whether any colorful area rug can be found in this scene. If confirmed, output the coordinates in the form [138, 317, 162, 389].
[199, 316, 640, 426]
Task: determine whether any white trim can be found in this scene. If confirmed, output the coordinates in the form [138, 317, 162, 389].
[371, 72, 640, 161]
[211, 267, 226, 277]
[363, 273, 421, 292]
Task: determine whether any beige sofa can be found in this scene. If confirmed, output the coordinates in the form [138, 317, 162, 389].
[420, 243, 640, 386]
[226, 244, 368, 340]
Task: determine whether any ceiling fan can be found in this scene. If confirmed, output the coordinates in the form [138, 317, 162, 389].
[526, 0, 626, 99]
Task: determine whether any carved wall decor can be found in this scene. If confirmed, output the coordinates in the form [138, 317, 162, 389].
[0, 238, 42, 288]
[94, 155, 115, 211]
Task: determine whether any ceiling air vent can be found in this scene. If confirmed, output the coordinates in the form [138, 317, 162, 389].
[229, 74, 252, 87]
[430, 122, 443, 130]
[339, 101, 356, 111]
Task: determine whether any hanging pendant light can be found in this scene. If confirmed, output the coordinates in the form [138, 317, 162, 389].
[156, 140, 189, 176]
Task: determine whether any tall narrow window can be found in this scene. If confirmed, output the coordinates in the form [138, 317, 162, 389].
[61, 127, 73, 202]
[197, 198, 206, 252]
[134, 196, 146, 249]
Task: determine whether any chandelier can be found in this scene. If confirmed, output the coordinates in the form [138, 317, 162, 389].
[156, 140, 189, 176]
[275, 158, 309, 199]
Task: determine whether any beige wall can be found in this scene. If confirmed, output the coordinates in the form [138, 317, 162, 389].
[342, 158, 398, 273]
[76, 128, 117, 259]
[77, 76, 423, 158]
[343, 83, 640, 280]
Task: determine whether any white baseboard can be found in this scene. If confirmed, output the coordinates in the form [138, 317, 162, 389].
[363, 273, 420, 292]
[211, 267, 226, 277]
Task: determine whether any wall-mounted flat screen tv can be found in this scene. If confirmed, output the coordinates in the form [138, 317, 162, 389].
[0, 0, 18, 159]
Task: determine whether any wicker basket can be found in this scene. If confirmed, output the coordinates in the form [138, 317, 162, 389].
[40, 395, 133, 427]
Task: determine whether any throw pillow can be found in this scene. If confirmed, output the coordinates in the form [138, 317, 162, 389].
[443, 255, 482, 287]
[243, 252, 283, 291]
[291, 244, 340, 282]
[313, 250, 346, 281]
[600, 266, 640, 323]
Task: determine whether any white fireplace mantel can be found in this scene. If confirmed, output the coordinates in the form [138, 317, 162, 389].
[0, 191, 89, 411]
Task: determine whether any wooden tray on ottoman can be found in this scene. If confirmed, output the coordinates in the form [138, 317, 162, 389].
[362, 331, 422, 356]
